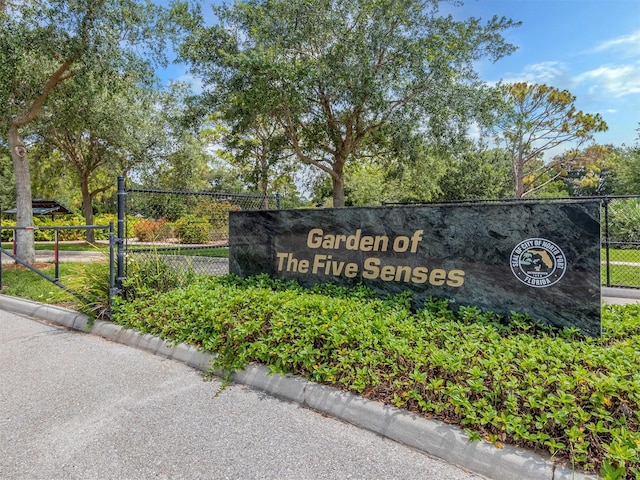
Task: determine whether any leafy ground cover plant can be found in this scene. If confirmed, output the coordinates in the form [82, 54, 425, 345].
[112, 275, 639, 478]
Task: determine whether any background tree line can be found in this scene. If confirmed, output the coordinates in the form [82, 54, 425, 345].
[1, 0, 639, 262]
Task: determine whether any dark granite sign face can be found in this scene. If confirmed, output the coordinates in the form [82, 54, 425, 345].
[229, 201, 601, 336]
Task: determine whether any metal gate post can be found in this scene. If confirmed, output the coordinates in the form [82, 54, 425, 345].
[603, 197, 611, 287]
[108, 221, 117, 308]
[116, 176, 126, 292]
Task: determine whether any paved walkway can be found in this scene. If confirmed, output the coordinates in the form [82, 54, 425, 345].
[0, 308, 484, 480]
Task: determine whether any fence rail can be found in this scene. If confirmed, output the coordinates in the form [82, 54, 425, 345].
[0, 224, 116, 306]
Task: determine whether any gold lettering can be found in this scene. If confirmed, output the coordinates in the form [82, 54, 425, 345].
[411, 266, 428, 284]
[373, 236, 389, 252]
[360, 236, 373, 251]
[322, 235, 336, 249]
[446, 270, 465, 287]
[312, 254, 327, 274]
[344, 263, 359, 278]
[298, 259, 309, 274]
[395, 265, 412, 282]
[346, 229, 362, 250]
[410, 230, 424, 253]
[276, 252, 288, 271]
[363, 257, 380, 279]
[429, 269, 446, 286]
[393, 236, 409, 252]
[307, 229, 323, 248]
[380, 265, 396, 281]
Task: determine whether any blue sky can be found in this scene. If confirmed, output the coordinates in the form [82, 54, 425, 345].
[164, 0, 640, 149]
[455, 0, 640, 148]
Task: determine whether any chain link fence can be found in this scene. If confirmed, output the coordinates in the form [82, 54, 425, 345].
[385, 196, 640, 289]
[118, 185, 640, 291]
[602, 196, 640, 288]
[119, 181, 280, 286]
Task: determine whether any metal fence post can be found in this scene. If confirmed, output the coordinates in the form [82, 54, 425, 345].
[116, 176, 126, 292]
[108, 221, 116, 308]
[603, 197, 611, 287]
[54, 228, 59, 281]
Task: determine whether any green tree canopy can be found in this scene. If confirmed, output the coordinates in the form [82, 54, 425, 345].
[179, 0, 519, 206]
[0, 0, 172, 262]
[436, 147, 513, 201]
[496, 82, 608, 198]
[201, 113, 298, 206]
[611, 128, 640, 195]
[560, 144, 618, 196]
[31, 69, 172, 241]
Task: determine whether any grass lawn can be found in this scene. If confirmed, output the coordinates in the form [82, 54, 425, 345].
[0, 261, 110, 312]
[602, 248, 640, 287]
[0, 263, 79, 305]
[603, 264, 640, 288]
[602, 248, 640, 263]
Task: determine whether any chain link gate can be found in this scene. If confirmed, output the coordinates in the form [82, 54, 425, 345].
[115, 176, 281, 292]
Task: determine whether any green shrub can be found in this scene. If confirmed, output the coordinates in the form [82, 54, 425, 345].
[174, 215, 210, 244]
[132, 218, 173, 242]
[0, 218, 16, 241]
[68, 262, 112, 320]
[112, 276, 640, 478]
[1, 213, 128, 242]
[122, 253, 196, 300]
[607, 198, 640, 244]
[193, 199, 241, 241]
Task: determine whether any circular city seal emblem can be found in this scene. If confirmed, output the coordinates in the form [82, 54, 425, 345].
[510, 238, 567, 288]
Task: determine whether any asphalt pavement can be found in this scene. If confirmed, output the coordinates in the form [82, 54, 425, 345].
[0, 293, 607, 480]
[0, 307, 486, 480]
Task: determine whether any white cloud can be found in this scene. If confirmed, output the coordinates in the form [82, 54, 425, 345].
[576, 29, 640, 98]
[575, 62, 640, 98]
[501, 61, 572, 87]
[591, 30, 640, 58]
[174, 73, 205, 95]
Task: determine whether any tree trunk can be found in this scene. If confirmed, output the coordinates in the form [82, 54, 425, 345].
[513, 155, 525, 199]
[80, 176, 95, 243]
[332, 174, 345, 207]
[514, 168, 524, 198]
[8, 125, 36, 263]
[260, 157, 269, 209]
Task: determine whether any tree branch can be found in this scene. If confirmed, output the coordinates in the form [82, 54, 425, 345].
[12, 55, 79, 128]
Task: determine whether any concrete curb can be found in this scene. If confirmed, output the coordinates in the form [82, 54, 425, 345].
[0, 294, 597, 480]
[602, 286, 640, 300]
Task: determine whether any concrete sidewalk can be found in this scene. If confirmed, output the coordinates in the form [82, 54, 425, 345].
[602, 286, 640, 305]
[0, 294, 603, 480]
[0, 306, 483, 480]
[0, 249, 107, 263]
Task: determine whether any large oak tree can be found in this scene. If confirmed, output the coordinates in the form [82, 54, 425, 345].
[32, 71, 168, 242]
[179, 0, 519, 207]
[0, 0, 170, 262]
